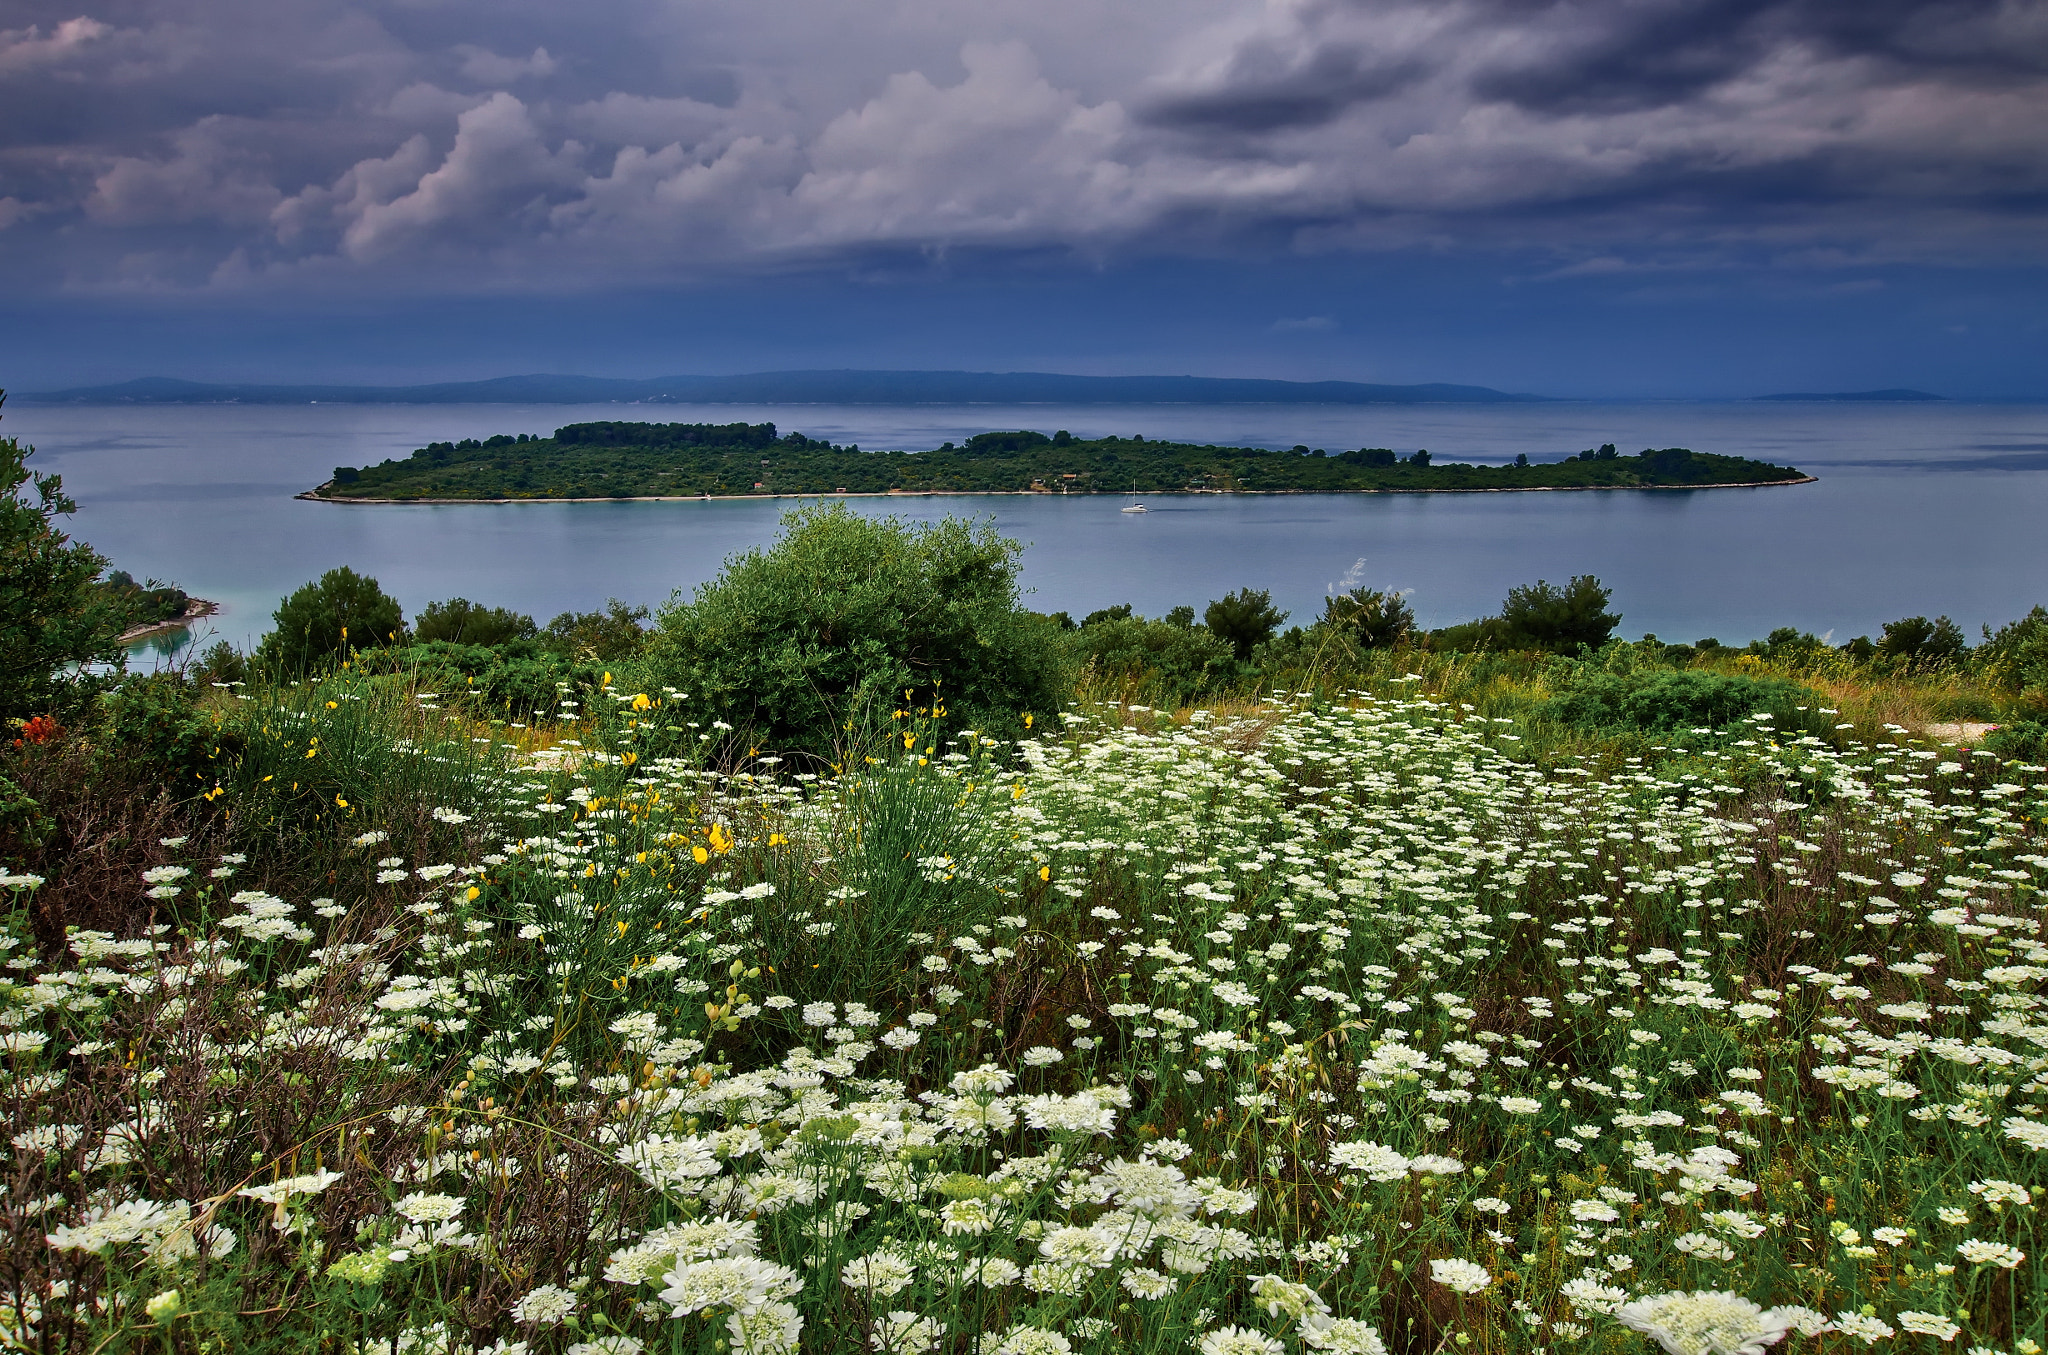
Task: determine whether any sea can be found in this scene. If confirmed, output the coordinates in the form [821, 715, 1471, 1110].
[8, 399, 2047, 658]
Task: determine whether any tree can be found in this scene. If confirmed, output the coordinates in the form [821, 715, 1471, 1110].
[1497, 576, 1619, 654]
[256, 567, 405, 675]
[647, 505, 1069, 759]
[0, 396, 129, 720]
[1876, 615, 1966, 665]
[1321, 587, 1415, 649]
[414, 597, 536, 647]
[542, 600, 649, 660]
[1204, 588, 1289, 661]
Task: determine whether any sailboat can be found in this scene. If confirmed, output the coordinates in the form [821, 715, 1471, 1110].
[1120, 480, 1149, 513]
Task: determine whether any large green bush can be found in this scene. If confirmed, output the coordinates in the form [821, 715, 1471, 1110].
[0, 410, 128, 721]
[1542, 666, 1828, 736]
[647, 506, 1069, 760]
[1978, 606, 2048, 694]
[255, 567, 405, 676]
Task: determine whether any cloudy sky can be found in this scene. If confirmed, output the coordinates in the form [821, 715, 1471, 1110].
[4, 0, 2047, 394]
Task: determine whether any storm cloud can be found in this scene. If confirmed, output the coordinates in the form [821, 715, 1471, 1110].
[3, 0, 2046, 295]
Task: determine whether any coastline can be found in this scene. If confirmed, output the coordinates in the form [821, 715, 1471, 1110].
[297, 476, 1818, 505]
[117, 597, 219, 645]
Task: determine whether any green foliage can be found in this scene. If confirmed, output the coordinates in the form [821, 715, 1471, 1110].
[1072, 613, 1237, 705]
[1747, 626, 1828, 664]
[311, 420, 1810, 500]
[99, 672, 230, 783]
[1977, 606, 2048, 693]
[412, 597, 536, 647]
[541, 599, 649, 660]
[1497, 575, 1620, 654]
[1983, 719, 2048, 763]
[1541, 666, 1828, 736]
[1203, 587, 1288, 662]
[193, 640, 249, 686]
[1877, 614, 1967, 665]
[1321, 587, 1415, 649]
[0, 403, 129, 721]
[255, 567, 405, 677]
[647, 505, 1069, 760]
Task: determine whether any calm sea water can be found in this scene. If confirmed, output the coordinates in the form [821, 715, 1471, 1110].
[9, 399, 2047, 655]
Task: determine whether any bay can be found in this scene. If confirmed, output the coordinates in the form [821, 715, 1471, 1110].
[8, 398, 2047, 655]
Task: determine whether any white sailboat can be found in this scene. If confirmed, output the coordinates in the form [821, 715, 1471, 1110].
[1120, 480, 1149, 513]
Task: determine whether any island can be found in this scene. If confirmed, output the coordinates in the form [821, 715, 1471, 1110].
[303, 423, 1814, 502]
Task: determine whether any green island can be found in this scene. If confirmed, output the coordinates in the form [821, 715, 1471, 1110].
[309, 422, 1810, 500]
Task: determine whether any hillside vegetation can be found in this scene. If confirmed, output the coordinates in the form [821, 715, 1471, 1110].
[6, 485, 2048, 1355]
[313, 426, 1807, 500]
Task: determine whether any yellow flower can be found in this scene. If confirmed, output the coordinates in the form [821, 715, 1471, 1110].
[692, 846, 710, 865]
[465, 886, 481, 902]
[631, 693, 652, 711]
[1022, 713, 1033, 728]
[1038, 866, 1051, 882]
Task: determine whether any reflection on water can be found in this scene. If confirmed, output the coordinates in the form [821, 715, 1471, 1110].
[11, 398, 2048, 651]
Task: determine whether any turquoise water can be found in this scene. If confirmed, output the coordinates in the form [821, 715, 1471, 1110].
[10, 399, 2048, 652]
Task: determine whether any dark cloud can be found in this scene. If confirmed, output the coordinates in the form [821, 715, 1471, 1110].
[0, 0, 2044, 296]
[1139, 43, 1424, 133]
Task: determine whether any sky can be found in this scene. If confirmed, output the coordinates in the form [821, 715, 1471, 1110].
[3, 0, 2047, 396]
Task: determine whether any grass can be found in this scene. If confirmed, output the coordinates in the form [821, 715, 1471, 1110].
[2, 658, 2045, 1355]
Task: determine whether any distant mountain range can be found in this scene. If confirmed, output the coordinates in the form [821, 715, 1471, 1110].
[1752, 389, 1945, 401]
[19, 371, 1540, 406]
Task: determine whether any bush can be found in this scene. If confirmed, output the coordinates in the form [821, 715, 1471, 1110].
[646, 506, 1069, 760]
[1073, 614, 1237, 705]
[413, 598, 536, 647]
[1542, 667, 1827, 736]
[1877, 615, 1966, 665]
[1203, 587, 1288, 662]
[1977, 606, 2048, 693]
[0, 403, 129, 721]
[542, 600, 650, 660]
[1321, 587, 1414, 649]
[1984, 719, 2048, 764]
[255, 567, 405, 676]
[99, 672, 230, 784]
[1498, 575, 1619, 653]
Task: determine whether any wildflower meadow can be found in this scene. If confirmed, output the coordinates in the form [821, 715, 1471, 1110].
[4, 666, 2045, 1355]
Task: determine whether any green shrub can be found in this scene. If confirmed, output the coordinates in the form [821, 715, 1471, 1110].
[1877, 614, 1967, 665]
[412, 598, 536, 647]
[1542, 667, 1827, 735]
[1498, 575, 1619, 653]
[1984, 719, 2048, 764]
[542, 599, 650, 660]
[0, 408, 129, 721]
[1203, 587, 1288, 661]
[99, 672, 231, 784]
[1074, 614, 1237, 704]
[255, 567, 405, 676]
[1977, 606, 2048, 693]
[647, 506, 1069, 761]
[1321, 587, 1414, 649]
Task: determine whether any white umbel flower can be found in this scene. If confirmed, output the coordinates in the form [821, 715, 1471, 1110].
[1614, 1291, 1803, 1355]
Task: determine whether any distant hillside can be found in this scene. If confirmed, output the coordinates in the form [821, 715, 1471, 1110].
[1753, 389, 1945, 402]
[22, 370, 1540, 406]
